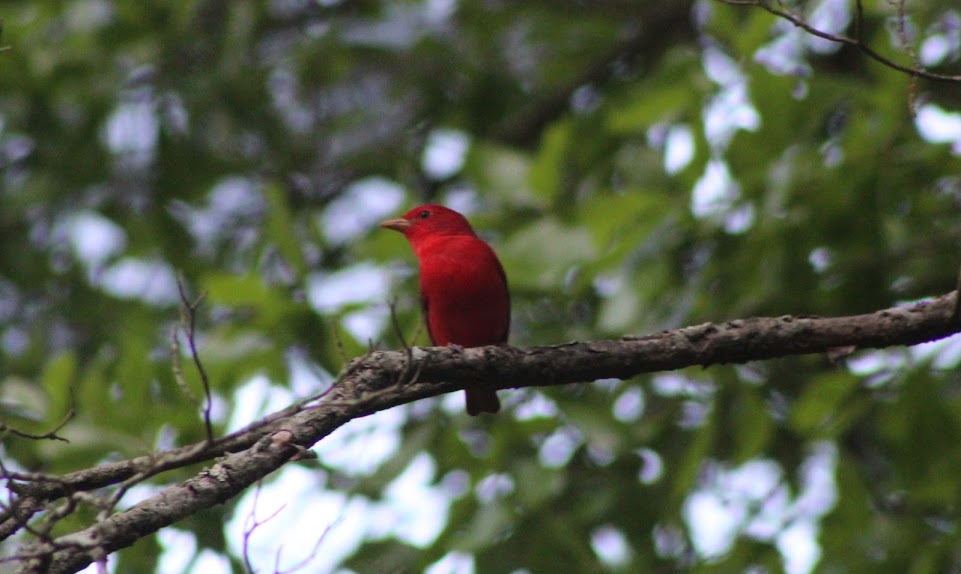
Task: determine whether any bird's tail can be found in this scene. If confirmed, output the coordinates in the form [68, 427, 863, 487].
[465, 388, 500, 416]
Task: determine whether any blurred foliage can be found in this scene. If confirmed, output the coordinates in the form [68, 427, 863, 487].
[1, 0, 961, 572]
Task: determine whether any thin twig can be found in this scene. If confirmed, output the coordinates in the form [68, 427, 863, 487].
[170, 327, 199, 404]
[387, 299, 422, 388]
[276, 513, 342, 574]
[853, 0, 863, 40]
[890, 0, 920, 115]
[718, 0, 961, 83]
[176, 274, 215, 444]
[330, 322, 349, 367]
[0, 424, 66, 443]
[0, 399, 74, 443]
[387, 298, 410, 350]
[242, 483, 286, 574]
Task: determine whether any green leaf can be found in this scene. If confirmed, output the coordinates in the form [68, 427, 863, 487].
[514, 459, 565, 509]
[732, 389, 773, 462]
[464, 143, 539, 206]
[529, 119, 571, 202]
[673, 403, 715, 500]
[342, 539, 421, 573]
[500, 217, 596, 289]
[263, 182, 307, 276]
[606, 84, 693, 134]
[203, 273, 289, 325]
[40, 350, 76, 417]
[450, 501, 514, 552]
[789, 371, 861, 436]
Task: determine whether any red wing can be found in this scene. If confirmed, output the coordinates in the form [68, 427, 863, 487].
[421, 293, 440, 346]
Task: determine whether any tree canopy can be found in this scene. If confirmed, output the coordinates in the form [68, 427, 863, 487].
[2, 1, 961, 573]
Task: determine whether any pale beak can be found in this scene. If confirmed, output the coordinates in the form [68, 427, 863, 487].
[379, 218, 411, 232]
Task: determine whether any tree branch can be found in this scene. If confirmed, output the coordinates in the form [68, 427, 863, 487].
[718, 0, 961, 83]
[0, 397, 74, 443]
[6, 291, 960, 573]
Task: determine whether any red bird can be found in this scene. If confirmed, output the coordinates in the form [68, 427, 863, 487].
[380, 204, 510, 415]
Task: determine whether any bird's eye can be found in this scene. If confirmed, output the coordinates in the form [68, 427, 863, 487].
[418, 210, 431, 219]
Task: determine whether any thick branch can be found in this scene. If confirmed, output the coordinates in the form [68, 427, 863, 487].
[8, 291, 960, 573]
[332, 291, 961, 409]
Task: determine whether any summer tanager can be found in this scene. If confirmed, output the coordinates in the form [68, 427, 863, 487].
[380, 204, 509, 415]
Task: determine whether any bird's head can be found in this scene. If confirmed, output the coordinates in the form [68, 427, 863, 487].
[380, 204, 478, 242]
